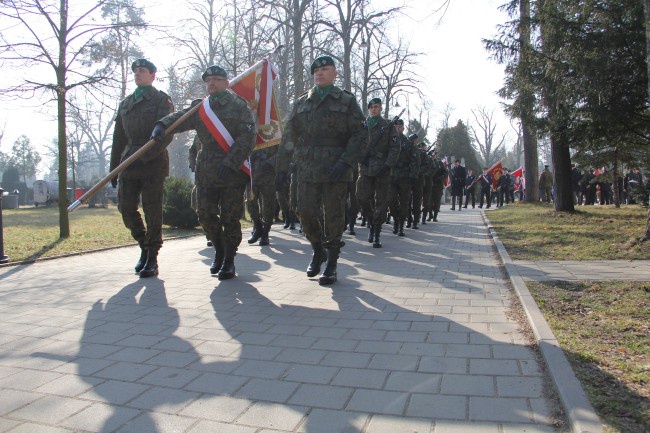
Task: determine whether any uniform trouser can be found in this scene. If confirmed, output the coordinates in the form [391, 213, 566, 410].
[542, 187, 552, 203]
[118, 176, 165, 251]
[246, 182, 276, 225]
[498, 189, 508, 206]
[422, 177, 433, 213]
[357, 174, 391, 228]
[296, 181, 347, 250]
[276, 181, 291, 220]
[464, 189, 475, 207]
[388, 177, 412, 221]
[347, 174, 360, 225]
[431, 183, 444, 212]
[411, 177, 424, 220]
[196, 183, 246, 251]
[479, 188, 491, 207]
[290, 172, 298, 212]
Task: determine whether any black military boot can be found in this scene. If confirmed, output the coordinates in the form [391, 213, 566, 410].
[259, 223, 271, 246]
[392, 220, 399, 234]
[139, 249, 158, 278]
[367, 223, 374, 243]
[385, 214, 391, 224]
[307, 243, 327, 277]
[210, 239, 225, 275]
[318, 248, 339, 285]
[428, 211, 434, 221]
[134, 241, 148, 273]
[217, 245, 237, 280]
[360, 216, 367, 227]
[406, 215, 412, 228]
[433, 210, 439, 222]
[289, 213, 296, 230]
[247, 221, 262, 244]
[421, 213, 426, 225]
[398, 220, 405, 237]
[348, 221, 356, 235]
[372, 226, 382, 248]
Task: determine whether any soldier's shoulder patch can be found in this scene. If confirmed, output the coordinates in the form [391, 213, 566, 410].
[245, 123, 255, 133]
[361, 120, 368, 130]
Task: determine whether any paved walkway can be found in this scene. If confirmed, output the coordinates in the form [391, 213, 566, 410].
[0, 209, 561, 433]
[512, 260, 650, 281]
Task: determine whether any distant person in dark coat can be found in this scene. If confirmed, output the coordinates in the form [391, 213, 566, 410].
[450, 160, 467, 211]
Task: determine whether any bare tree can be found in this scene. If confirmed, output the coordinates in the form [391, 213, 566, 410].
[0, 0, 145, 237]
[68, 95, 114, 177]
[470, 106, 507, 167]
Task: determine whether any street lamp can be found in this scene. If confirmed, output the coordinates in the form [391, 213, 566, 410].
[393, 93, 410, 127]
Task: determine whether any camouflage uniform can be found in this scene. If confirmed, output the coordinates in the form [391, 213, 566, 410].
[246, 146, 277, 244]
[111, 86, 174, 255]
[389, 133, 419, 232]
[431, 158, 448, 219]
[356, 117, 400, 242]
[157, 90, 256, 260]
[276, 84, 365, 278]
[420, 150, 435, 222]
[539, 167, 554, 203]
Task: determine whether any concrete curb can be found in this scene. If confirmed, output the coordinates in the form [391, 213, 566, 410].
[483, 212, 604, 433]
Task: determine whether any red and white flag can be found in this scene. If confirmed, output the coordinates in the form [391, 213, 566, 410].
[511, 167, 523, 178]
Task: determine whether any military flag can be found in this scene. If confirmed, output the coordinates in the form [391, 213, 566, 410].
[511, 167, 523, 178]
[230, 58, 282, 150]
[442, 156, 450, 187]
[487, 161, 503, 190]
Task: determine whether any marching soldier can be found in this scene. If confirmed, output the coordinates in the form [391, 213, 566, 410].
[275, 55, 365, 285]
[151, 65, 256, 280]
[430, 149, 447, 221]
[478, 167, 492, 208]
[464, 168, 477, 208]
[539, 164, 554, 203]
[357, 98, 400, 248]
[389, 121, 419, 237]
[418, 142, 434, 226]
[110, 59, 174, 278]
[450, 160, 466, 211]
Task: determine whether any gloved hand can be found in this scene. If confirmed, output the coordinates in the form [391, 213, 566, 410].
[328, 160, 350, 182]
[275, 171, 287, 191]
[375, 165, 390, 177]
[216, 164, 237, 183]
[150, 122, 166, 143]
[110, 177, 118, 188]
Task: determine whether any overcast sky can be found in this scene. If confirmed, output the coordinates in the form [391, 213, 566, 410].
[0, 0, 512, 168]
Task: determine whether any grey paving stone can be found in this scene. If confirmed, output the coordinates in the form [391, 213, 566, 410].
[368, 354, 419, 371]
[126, 386, 200, 413]
[441, 374, 495, 396]
[287, 383, 353, 409]
[231, 360, 290, 379]
[296, 408, 368, 433]
[345, 388, 409, 415]
[365, 414, 432, 433]
[0, 369, 62, 391]
[106, 347, 161, 363]
[179, 395, 252, 422]
[235, 402, 307, 430]
[184, 372, 248, 395]
[0, 389, 43, 416]
[115, 411, 198, 433]
[93, 361, 158, 382]
[470, 359, 520, 375]
[419, 357, 469, 374]
[1, 423, 70, 433]
[433, 420, 500, 433]
[320, 351, 372, 368]
[58, 402, 141, 432]
[282, 364, 338, 384]
[384, 371, 441, 394]
[78, 379, 149, 404]
[332, 368, 389, 389]
[469, 396, 533, 423]
[7, 395, 91, 424]
[187, 419, 258, 433]
[235, 378, 299, 403]
[273, 348, 326, 365]
[406, 394, 467, 419]
[497, 376, 545, 398]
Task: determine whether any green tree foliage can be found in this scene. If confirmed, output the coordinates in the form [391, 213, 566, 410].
[163, 177, 198, 229]
[435, 120, 482, 173]
[10, 135, 41, 185]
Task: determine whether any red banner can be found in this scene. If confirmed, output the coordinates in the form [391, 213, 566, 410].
[487, 161, 503, 190]
[511, 167, 523, 178]
[229, 59, 282, 150]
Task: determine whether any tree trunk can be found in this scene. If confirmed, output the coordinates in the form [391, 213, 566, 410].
[550, 131, 574, 212]
[641, 0, 650, 241]
[519, 0, 539, 202]
[612, 146, 621, 208]
[57, 0, 70, 238]
[292, 0, 305, 99]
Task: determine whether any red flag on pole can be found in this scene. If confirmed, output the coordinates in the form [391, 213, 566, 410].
[511, 167, 523, 178]
[229, 58, 283, 150]
[487, 161, 503, 190]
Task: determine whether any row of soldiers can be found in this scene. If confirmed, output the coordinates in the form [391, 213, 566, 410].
[109, 56, 448, 285]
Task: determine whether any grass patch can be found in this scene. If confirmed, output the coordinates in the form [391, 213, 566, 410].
[1, 205, 218, 262]
[528, 281, 650, 433]
[489, 202, 650, 260]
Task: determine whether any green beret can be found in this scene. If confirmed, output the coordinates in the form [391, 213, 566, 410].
[394, 119, 404, 126]
[311, 56, 335, 74]
[368, 97, 382, 108]
[202, 65, 228, 81]
[131, 59, 156, 73]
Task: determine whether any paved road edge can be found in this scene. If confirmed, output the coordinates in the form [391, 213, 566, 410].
[483, 212, 604, 433]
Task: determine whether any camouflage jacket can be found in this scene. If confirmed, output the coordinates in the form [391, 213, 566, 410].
[418, 149, 435, 178]
[359, 117, 400, 177]
[276, 85, 365, 183]
[391, 133, 420, 180]
[431, 159, 448, 185]
[158, 90, 256, 187]
[250, 146, 277, 186]
[110, 86, 174, 179]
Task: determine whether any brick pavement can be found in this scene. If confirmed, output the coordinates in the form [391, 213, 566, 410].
[511, 260, 650, 281]
[0, 209, 561, 433]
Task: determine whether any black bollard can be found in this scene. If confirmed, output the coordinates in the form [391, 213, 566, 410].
[0, 188, 8, 264]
